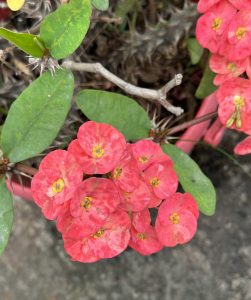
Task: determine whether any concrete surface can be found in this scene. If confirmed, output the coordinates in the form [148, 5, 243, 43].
[0, 132, 250, 300]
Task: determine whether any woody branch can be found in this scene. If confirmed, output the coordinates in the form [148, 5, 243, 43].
[62, 61, 184, 116]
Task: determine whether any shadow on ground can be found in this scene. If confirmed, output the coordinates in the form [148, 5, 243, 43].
[0, 132, 251, 300]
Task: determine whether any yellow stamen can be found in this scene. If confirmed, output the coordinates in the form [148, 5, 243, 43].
[234, 95, 245, 108]
[81, 196, 93, 210]
[226, 95, 245, 129]
[227, 63, 236, 73]
[235, 27, 247, 40]
[150, 177, 160, 188]
[211, 18, 222, 31]
[113, 167, 122, 180]
[92, 144, 105, 158]
[169, 212, 180, 225]
[136, 233, 147, 240]
[51, 178, 65, 194]
[92, 228, 105, 239]
[138, 156, 149, 164]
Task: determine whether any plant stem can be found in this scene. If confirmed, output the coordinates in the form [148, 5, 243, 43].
[166, 111, 218, 136]
[14, 163, 38, 176]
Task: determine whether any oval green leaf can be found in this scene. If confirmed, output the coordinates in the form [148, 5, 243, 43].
[195, 62, 217, 99]
[187, 37, 203, 65]
[0, 28, 45, 58]
[0, 69, 74, 163]
[40, 0, 92, 59]
[162, 144, 216, 216]
[0, 179, 13, 256]
[92, 0, 109, 10]
[76, 89, 152, 141]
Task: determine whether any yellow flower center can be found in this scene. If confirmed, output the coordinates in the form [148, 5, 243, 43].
[113, 167, 122, 180]
[150, 177, 160, 188]
[234, 95, 245, 108]
[235, 27, 248, 40]
[81, 196, 93, 210]
[51, 178, 65, 194]
[136, 233, 147, 240]
[169, 212, 180, 225]
[211, 18, 222, 31]
[226, 95, 245, 129]
[92, 144, 105, 158]
[138, 156, 149, 164]
[227, 63, 236, 73]
[92, 228, 105, 239]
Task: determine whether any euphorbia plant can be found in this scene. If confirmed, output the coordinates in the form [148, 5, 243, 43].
[0, 0, 249, 262]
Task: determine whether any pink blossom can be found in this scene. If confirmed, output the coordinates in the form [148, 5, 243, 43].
[217, 77, 251, 134]
[196, 1, 237, 53]
[31, 150, 83, 220]
[58, 177, 121, 238]
[144, 160, 178, 200]
[219, 11, 251, 60]
[228, 0, 251, 10]
[111, 145, 141, 192]
[209, 54, 247, 85]
[69, 121, 126, 174]
[131, 140, 164, 171]
[129, 210, 163, 255]
[63, 210, 131, 262]
[234, 136, 251, 155]
[118, 180, 151, 212]
[156, 193, 199, 247]
[197, 0, 221, 13]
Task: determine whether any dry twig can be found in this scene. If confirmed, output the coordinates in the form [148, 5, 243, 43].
[62, 61, 184, 116]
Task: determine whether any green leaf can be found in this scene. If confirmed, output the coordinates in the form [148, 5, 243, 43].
[0, 179, 13, 256]
[195, 63, 217, 99]
[40, 0, 92, 59]
[92, 0, 109, 10]
[0, 28, 45, 58]
[187, 38, 204, 65]
[0, 69, 74, 163]
[162, 144, 216, 216]
[76, 89, 152, 140]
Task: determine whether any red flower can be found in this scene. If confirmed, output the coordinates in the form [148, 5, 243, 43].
[219, 11, 251, 60]
[156, 193, 199, 247]
[234, 136, 251, 155]
[118, 180, 151, 212]
[69, 121, 126, 174]
[197, 0, 221, 13]
[209, 54, 247, 86]
[144, 160, 178, 200]
[63, 210, 131, 263]
[131, 140, 163, 171]
[111, 144, 141, 192]
[217, 77, 251, 134]
[196, 0, 237, 53]
[31, 150, 83, 220]
[58, 177, 121, 238]
[129, 210, 163, 255]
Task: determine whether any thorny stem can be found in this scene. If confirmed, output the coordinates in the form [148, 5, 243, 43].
[62, 61, 184, 116]
[14, 163, 38, 176]
[157, 111, 218, 141]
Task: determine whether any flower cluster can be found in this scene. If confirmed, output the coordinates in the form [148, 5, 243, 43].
[196, 0, 251, 155]
[31, 121, 199, 263]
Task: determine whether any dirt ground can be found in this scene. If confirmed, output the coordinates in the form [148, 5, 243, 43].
[0, 131, 250, 300]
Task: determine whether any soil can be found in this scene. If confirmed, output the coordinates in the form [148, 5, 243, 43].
[0, 131, 250, 300]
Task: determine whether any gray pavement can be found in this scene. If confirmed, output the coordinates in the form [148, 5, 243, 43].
[0, 132, 251, 300]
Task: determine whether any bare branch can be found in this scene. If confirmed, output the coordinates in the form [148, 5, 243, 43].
[62, 61, 184, 116]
